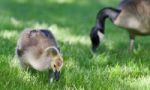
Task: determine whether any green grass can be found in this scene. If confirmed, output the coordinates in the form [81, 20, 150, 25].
[1, 0, 150, 90]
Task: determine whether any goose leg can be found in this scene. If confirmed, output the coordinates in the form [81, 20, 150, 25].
[129, 33, 135, 51]
[49, 69, 54, 82]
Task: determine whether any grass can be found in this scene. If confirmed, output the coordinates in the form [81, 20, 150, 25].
[0, 0, 150, 90]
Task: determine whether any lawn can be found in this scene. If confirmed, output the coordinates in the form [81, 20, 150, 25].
[0, 0, 150, 90]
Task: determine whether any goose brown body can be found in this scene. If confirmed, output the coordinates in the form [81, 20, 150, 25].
[115, 0, 150, 35]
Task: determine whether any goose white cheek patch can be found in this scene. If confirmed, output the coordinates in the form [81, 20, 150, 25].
[97, 31, 104, 41]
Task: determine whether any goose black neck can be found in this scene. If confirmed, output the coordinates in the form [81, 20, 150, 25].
[96, 7, 121, 32]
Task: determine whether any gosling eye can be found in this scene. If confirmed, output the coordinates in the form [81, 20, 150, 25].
[54, 64, 56, 68]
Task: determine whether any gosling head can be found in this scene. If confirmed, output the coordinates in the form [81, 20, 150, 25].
[45, 46, 63, 81]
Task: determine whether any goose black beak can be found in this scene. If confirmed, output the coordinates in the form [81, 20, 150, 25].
[49, 70, 60, 82]
[54, 71, 60, 81]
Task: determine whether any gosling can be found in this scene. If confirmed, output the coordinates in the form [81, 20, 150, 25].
[16, 29, 63, 81]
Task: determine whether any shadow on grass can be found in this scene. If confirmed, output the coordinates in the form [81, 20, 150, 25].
[0, 36, 17, 56]
[0, 0, 118, 35]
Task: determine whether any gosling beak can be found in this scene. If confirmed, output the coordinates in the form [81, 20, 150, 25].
[49, 70, 60, 82]
[54, 71, 60, 81]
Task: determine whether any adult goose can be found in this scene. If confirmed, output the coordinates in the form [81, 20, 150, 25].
[90, 0, 150, 52]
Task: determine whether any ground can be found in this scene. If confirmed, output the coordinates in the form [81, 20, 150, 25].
[0, 0, 150, 90]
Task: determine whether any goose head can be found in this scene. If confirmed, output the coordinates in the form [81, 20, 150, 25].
[45, 47, 63, 81]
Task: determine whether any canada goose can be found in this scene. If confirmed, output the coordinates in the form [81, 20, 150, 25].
[16, 29, 63, 81]
[90, 0, 150, 52]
